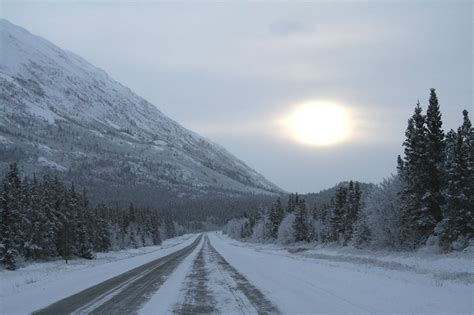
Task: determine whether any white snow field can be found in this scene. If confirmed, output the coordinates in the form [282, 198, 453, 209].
[0, 234, 199, 314]
[206, 232, 473, 314]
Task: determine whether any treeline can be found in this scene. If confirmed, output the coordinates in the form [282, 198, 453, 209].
[226, 182, 366, 246]
[225, 89, 473, 252]
[0, 164, 178, 270]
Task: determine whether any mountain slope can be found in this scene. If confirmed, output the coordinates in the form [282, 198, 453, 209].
[0, 19, 281, 204]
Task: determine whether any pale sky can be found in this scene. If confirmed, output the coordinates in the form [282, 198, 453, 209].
[2, 0, 472, 193]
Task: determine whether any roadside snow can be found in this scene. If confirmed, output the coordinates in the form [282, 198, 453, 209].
[228, 238, 473, 282]
[295, 243, 474, 282]
[209, 232, 473, 314]
[0, 234, 198, 315]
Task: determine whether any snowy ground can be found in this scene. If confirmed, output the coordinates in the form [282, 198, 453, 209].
[2, 232, 472, 314]
[0, 234, 198, 314]
[230, 237, 474, 283]
[207, 232, 473, 314]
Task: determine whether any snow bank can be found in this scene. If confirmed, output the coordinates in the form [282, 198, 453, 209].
[296, 243, 474, 281]
[209, 232, 473, 314]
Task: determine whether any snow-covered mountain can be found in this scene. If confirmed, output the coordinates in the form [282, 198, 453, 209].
[0, 19, 281, 203]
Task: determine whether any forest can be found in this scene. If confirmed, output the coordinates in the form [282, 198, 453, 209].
[0, 165, 179, 270]
[225, 89, 473, 252]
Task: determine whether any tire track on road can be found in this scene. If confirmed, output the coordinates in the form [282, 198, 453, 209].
[173, 239, 216, 314]
[33, 235, 202, 315]
[207, 236, 281, 315]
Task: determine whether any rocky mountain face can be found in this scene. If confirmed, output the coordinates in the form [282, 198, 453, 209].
[0, 19, 281, 206]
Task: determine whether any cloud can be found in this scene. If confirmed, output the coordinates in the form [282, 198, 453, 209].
[269, 19, 308, 36]
[3, 1, 471, 192]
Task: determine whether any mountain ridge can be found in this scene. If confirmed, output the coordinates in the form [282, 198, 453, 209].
[0, 19, 282, 205]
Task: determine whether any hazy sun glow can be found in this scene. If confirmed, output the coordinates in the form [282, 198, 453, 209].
[282, 101, 352, 146]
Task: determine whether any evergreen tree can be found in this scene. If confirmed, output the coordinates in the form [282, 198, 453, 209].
[163, 211, 176, 239]
[293, 200, 310, 242]
[269, 197, 284, 239]
[461, 110, 474, 203]
[76, 188, 95, 259]
[439, 111, 474, 250]
[23, 174, 42, 260]
[397, 155, 404, 177]
[40, 176, 61, 257]
[425, 88, 445, 223]
[0, 164, 22, 269]
[352, 211, 371, 248]
[399, 102, 434, 248]
[330, 186, 347, 242]
[287, 193, 296, 212]
[342, 181, 362, 244]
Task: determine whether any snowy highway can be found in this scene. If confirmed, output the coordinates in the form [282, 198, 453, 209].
[1, 232, 472, 314]
[33, 236, 203, 315]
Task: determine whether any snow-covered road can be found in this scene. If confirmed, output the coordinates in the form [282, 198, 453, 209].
[1, 232, 472, 314]
[0, 234, 199, 314]
[142, 235, 281, 314]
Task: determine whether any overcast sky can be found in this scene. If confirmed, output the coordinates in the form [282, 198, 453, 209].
[2, 1, 472, 193]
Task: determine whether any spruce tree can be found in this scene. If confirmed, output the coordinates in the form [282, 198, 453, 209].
[269, 197, 284, 239]
[39, 175, 61, 257]
[24, 174, 42, 260]
[439, 111, 474, 250]
[397, 155, 404, 175]
[461, 110, 474, 202]
[0, 164, 22, 269]
[265, 205, 275, 240]
[343, 181, 361, 244]
[352, 211, 371, 248]
[293, 199, 309, 242]
[287, 193, 295, 212]
[330, 186, 347, 242]
[400, 102, 434, 248]
[163, 211, 176, 239]
[93, 204, 111, 251]
[425, 88, 445, 222]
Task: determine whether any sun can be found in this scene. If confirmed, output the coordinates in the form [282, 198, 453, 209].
[282, 101, 352, 146]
